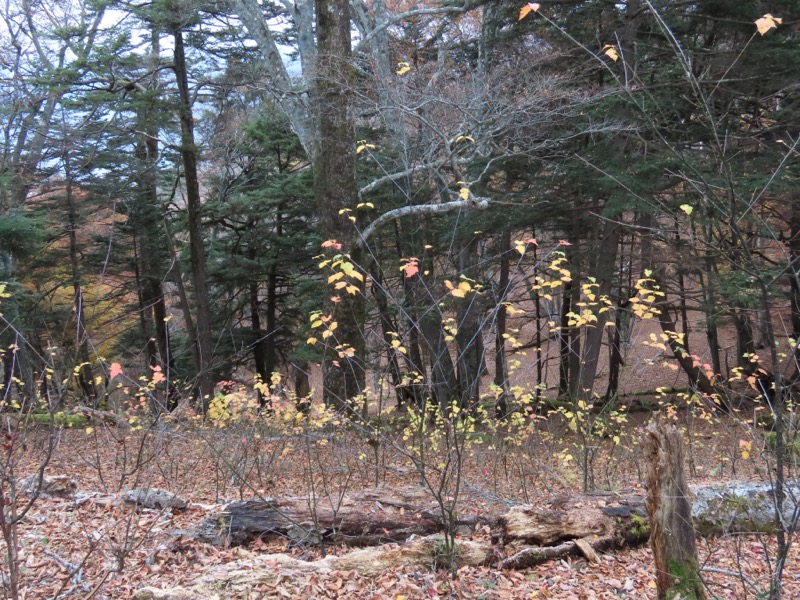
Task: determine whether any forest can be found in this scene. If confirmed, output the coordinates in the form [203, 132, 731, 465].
[1, 0, 799, 598]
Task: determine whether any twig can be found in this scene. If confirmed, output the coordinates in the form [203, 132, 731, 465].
[701, 566, 761, 595]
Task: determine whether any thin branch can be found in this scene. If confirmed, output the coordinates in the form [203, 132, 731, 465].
[357, 195, 490, 247]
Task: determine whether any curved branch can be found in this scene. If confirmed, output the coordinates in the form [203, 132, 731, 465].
[357, 195, 489, 247]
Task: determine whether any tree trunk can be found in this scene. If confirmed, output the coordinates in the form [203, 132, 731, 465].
[494, 231, 511, 417]
[644, 416, 704, 600]
[369, 262, 412, 409]
[314, 0, 366, 413]
[657, 304, 718, 398]
[173, 26, 215, 410]
[133, 37, 176, 411]
[64, 152, 97, 404]
[577, 221, 619, 403]
[455, 235, 482, 408]
[558, 279, 573, 396]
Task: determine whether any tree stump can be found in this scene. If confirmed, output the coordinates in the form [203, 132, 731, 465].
[644, 416, 704, 600]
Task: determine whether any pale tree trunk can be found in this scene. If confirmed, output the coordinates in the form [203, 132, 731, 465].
[645, 416, 704, 600]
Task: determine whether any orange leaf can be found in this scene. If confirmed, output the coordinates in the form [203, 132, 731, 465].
[518, 3, 540, 20]
[401, 257, 420, 278]
[321, 239, 342, 250]
[150, 366, 166, 385]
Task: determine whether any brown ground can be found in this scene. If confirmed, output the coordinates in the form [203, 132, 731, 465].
[4, 407, 799, 600]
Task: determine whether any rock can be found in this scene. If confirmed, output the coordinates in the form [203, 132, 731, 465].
[122, 488, 189, 511]
[18, 474, 77, 499]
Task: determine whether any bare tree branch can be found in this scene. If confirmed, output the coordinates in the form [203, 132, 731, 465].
[357, 195, 489, 247]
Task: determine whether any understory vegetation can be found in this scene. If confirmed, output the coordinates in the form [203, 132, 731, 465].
[1, 0, 800, 598]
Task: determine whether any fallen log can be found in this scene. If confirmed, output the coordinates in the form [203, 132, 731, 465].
[195, 486, 485, 547]
[494, 480, 799, 568]
[193, 480, 798, 566]
[135, 535, 495, 600]
[140, 479, 799, 599]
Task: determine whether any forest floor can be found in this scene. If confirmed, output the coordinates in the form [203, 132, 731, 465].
[5, 409, 800, 599]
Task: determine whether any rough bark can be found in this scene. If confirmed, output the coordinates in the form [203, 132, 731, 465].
[314, 0, 366, 412]
[194, 486, 480, 547]
[455, 235, 483, 408]
[173, 26, 215, 410]
[577, 221, 619, 403]
[64, 154, 97, 404]
[645, 417, 705, 600]
[134, 476, 800, 599]
[192, 477, 799, 553]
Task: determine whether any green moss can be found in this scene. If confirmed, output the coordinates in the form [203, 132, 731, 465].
[765, 432, 800, 456]
[665, 559, 704, 599]
[29, 412, 88, 428]
[432, 536, 460, 570]
[629, 513, 651, 539]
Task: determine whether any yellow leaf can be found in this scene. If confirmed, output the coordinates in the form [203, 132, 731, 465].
[755, 13, 782, 35]
[328, 272, 344, 284]
[515, 241, 526, 255]
[451, 288, 466, 298]
[455, 135, 475, 143]
[680, 204, 693, 215]
[85, 427, 94, 435]
[356, 143, 375, 155]
[396, 62, 411, 75]
[459, 187, 470, 200]
[518, 3, 540, 21]
[346, 285, 359, 295]
[311, 320, 323, 328]
[602, 45, 619, 62]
